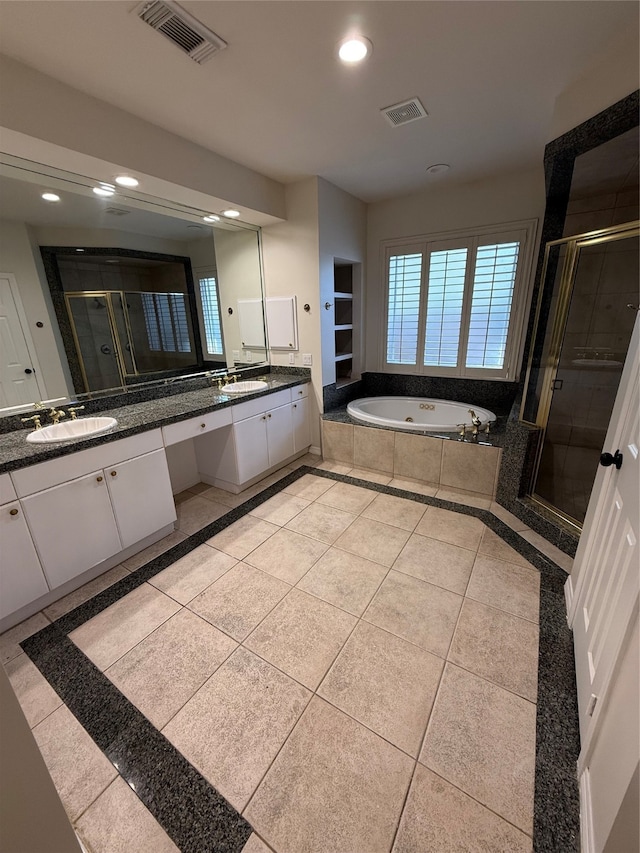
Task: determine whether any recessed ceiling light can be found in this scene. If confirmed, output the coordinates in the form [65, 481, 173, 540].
[203, 215, 220, 222]
[41, 192, 60, 202]
[426, 163, 450, 176]
[93, 186, 115, 197]
[115, 175, 139, 188]
[338, 36, 372, 64]
[222, 209, 240, 218]
[75, 249, 85, 253]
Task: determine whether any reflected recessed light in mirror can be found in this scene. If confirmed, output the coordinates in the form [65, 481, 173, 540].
[203, 214, 220, 222]
[426, 163, 450, 175]
[115, 175, 139, 188]
[93, 186, 115, 197]
[41, 192, 60, 202]
[338, 36, 372, 63]
[222, 209, 240, 218]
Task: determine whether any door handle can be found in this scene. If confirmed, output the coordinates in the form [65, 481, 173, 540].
[24, 368, 33, 374]
[599, 449, 623, 470]
[552, 378, 563, 390]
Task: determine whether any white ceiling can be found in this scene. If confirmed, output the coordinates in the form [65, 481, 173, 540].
[0, 1, 637, 203]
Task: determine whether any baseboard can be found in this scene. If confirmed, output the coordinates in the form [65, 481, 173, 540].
[309, 445, 321, 456]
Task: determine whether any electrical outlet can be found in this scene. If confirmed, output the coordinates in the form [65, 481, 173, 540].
[245, 350, 252, 362]
[302, 353, 312, 366]
[288, 352, 295, 365]
[232, 350, 240, 360]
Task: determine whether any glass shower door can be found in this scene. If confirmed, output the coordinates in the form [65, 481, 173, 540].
[533, 231, 639, 525]
[66, 294, 124, 392]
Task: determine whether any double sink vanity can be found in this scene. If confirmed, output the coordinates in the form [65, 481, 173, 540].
[0, 372, 311, 631]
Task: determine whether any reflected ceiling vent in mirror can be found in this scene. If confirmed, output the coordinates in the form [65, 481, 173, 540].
[136, 0, 227, 64]
[381, 97, 428, 127]
[105, 208, 130, 216]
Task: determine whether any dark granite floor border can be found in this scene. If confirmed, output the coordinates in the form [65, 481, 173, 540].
[20, 465, 580, 853]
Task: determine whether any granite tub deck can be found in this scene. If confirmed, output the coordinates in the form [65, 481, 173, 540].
[0, 372, 311, 474]
[5, 463, 580, 853]
[322, 407, 506, 499]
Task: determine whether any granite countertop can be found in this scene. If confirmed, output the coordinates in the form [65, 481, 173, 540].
[0, 373, 310, 475]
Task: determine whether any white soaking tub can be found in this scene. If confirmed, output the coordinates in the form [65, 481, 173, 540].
[346, 397, 496, 432]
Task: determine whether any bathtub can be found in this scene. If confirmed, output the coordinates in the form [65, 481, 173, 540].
[346, 397, 496, 432]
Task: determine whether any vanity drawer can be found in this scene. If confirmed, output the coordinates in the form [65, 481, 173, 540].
[162, 408, 232, 446]
[291, 384, 309, 401]
[231, 388, 292, 422]
[11, 430, 164, 498]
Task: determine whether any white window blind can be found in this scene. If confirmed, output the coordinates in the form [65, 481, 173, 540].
[142, 293, 191, 353]
[424, 248, 467, 367]
[386, 252, 422, 365]
[383, 222, 534, 379]
[466, 242, 519, 369]
[199, 276, 224, 356]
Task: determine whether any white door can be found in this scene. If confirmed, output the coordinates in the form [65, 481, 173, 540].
[106, 449, 177, 549]
[0, 274, 42, 407]
[568, 314, 639, 742]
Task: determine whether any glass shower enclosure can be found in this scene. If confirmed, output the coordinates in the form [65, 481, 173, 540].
[522, 221, 639, 527]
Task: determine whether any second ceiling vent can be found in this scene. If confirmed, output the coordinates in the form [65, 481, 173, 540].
[137, 0, 227, 64]
[381, 97, 428, 128]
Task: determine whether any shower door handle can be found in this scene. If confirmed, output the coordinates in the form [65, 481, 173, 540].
[552, 378, 563, 390]
[599, 449, 623, 470]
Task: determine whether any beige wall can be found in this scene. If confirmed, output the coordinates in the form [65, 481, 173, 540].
[0, 664, 82, 853]
[549, 26, 639, 142]
[262, 179, 322, 447]
[0, 55, 285, 223]
[364, 167, 546, 373]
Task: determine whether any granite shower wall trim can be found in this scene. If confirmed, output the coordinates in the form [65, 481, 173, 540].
[19, 466, 581, 853]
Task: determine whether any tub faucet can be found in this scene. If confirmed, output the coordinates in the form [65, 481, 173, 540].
[468, 409, 482, 436]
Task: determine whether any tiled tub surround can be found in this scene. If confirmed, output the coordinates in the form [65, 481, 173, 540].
[4, 463, 580, 853]
[321, 415, 503, 500]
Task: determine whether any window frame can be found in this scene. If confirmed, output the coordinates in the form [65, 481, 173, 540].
[381, 219, 538, 381]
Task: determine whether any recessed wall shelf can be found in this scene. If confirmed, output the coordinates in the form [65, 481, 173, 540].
[333, 263, 357, 387]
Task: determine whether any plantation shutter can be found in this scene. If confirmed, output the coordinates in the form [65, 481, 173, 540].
[423, 247, 467, 367]
[199, 276, 224, 355]
[386, 252, 422, 365]
[465, 241, 520, 369]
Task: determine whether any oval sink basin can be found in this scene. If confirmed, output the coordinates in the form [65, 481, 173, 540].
[27, 417, 118, 444]
[223, 380, 268, 396]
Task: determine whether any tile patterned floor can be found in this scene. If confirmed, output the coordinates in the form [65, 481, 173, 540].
[2, 456, 580, 853]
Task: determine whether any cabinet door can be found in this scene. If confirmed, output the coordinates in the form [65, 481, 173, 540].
[266, 403, 294, 467]
[106, 450, 177, 549]
[291, 397, 311, 453]
[0, 501, 49, 619]
[21, 473, 121, 590]
[234, 414, 269, 483]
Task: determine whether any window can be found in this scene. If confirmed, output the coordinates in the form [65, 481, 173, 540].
[141, 292, 191, 353]
[383, 222, 535, 379]
[198, 275, 224, 356]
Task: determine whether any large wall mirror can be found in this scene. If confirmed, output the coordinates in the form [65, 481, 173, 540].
[0, 154, 268, 412]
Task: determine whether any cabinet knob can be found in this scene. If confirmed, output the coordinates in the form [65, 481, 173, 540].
[293, 404, 297, 409]
[201, 423, 206, 428]
[298, 390, 303, 395]
[267, 413, 272, 418]
[262, 415, 266, 420]
[110, 471, 117, 477]
[9, 508, 18, 516]
[96, 476, 103, 482]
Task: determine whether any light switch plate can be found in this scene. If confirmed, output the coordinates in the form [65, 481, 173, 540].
[302, 353, 312, 366]
[232, 350, 240, 360]
[244, 350, 252, 362]
[288, 352, 296, 365]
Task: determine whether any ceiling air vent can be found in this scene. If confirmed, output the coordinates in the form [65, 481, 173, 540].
[137, 0, 227, 64]
[105, 208, 130, 217]
[381, 97, 428, 127]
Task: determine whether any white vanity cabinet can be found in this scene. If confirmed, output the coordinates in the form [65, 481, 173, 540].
[195, 385, 310, 491]
[11, 430, 176, 591]
[0, 474, 49, 620]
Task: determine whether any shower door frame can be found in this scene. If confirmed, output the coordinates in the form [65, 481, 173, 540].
[521, 220, 640, 530]
[64, 290, 139, 393]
